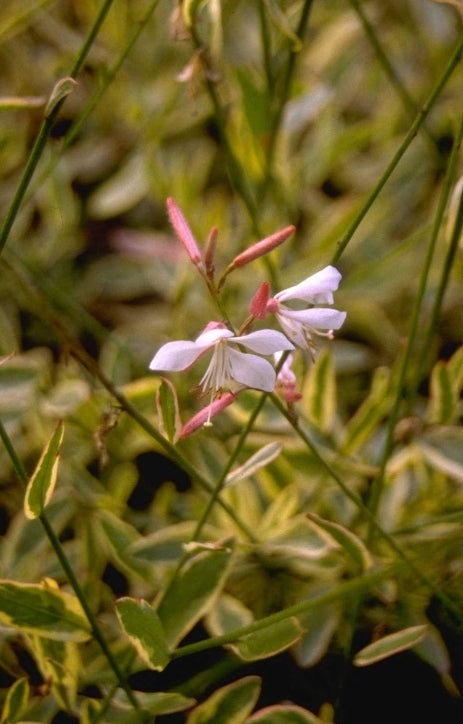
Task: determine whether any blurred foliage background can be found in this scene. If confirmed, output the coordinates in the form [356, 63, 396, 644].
[0, 0, 463, 722]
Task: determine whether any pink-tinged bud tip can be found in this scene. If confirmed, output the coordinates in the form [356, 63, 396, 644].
[180, 392, 236, 437]
[231, 225, 295, 268]
[249, 282, 270, 319]
[166, 197, 203, 266]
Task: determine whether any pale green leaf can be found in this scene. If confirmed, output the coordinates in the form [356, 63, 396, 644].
[186, 676, 261, 724]
[28, 636, 80, 711]
[156, 542, 234, 648]
[24, 421, 64, 520]
[225, 443, 282, 486]
[427, 360, 455, 424]
[354, 625, 428, 667]
[234, 617, 304, 661]
[247, 703, 324, 723]
[307, 513, 373, 571]
[182, 0, 209, 27]
[0, 580, 91, 642]
[156, 377, 182, 443]
[302, 349, 335, 434]
[116, 598, 170, 671]
[0, 677, 29, 724]
[341, 366, 391, 453]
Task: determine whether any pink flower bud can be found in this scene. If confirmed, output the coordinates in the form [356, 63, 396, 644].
[166, 197, 203, 267]
[180, 392, 236, 437]
[231, 225, 295, 268]
[249, 282, 270, 319]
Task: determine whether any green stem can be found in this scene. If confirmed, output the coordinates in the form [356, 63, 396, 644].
[0, 0, 116, 256]
[170, 564, 393, 659]
[366, 113, 463, 521]
[269, 393, 463, 625]
[0, 420, 144, 719]
[332, 32, 463, 264]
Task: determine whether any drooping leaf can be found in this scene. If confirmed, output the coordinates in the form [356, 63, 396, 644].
[186, 676, 261, 724]
[0, 677, 29, 724]
[0, 580, 91, 642]
[307, 513, 373, 571]
[44, 76, 78, 116]
[156, 377, 182, 443]
[225, 443, 282, 486]
[247, 703, 324, 723]
[116, 598, 170, 671]
[354, 625, 428, 667]
[156, 541, 234, 648]
[24, 421, 64, 519]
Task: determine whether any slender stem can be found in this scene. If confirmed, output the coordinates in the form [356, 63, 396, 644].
[0, 0, 116, 255]
[269, 393, 463, 625]
[0, 420, 144, 718]
[332, 32, 463, 264]
[347, 0, 439, 155]
[366, 113, 463, 520]
[170, 565, 394, 659]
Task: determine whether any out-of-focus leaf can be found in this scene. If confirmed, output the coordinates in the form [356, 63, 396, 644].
[236, 69, 271, 142]
[28, 636, 80, 711]
[116, 598, 170, 671]
[293, 605, 340, 667]
[186, 676, 261, 724]
[354, 625, 428, 666]
[447, 346, 463, 390]
[307, 513, 373, 571]
[156, 541, 234, 648]
[341, 367, 391, 453]
[98, 510, 157, 582]
[234, 618, 304, 661]
[0, 676, 29, 724]
[247, 703, 324, 723]
[156, 377, 182, 443]
[262, 0, 303, 50]
[302, 349, 335, 434]
[112, 690, 196, 716]
[182, 0, 209, 26]
[427, 360, 455, 424]
[418, 443, 463, 484]
[24, 422, 64, 519]
[0, 96, 46, 110]
[225, 443, 282, 486]
[128, 521, 217, 566]
[0, 580, 91, 642]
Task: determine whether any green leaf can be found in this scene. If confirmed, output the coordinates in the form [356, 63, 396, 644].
[186, 676, 261, 724]
[234, 617, 303, 661]
[262, 0, 303, 51]
[0, 580, 91, 642]
[44, 77, 78, 117]
[236, 69, 271, 141]
[307, 513, 373, 571]
[447, 346, 463, 391]
[341, 366, 391, 453]
[111, 690, 196, 716]
[28, 636, 80, 711]
[247, 703, 324, 723]
[156, 377, 182, 443]
[427, 360, 457, 424]
[156, 541, 234, 648]
[225, 443, 282, 486]
[24, 421, 64, 520]
[354, 625, 428, 667]
[0, 677, 29, 724]
[116, 598, 170, 671]
[302, 349, 335, 434]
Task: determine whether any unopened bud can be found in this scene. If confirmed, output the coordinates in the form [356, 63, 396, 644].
[166, 197, 203, 267]
[180, 392, 236, 437]
[231, 225, 295, 268]
[249, 282, 270, 319]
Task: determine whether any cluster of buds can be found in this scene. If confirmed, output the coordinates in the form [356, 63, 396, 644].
[149, 199, 346, 435]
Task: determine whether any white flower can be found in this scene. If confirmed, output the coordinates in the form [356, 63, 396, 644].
[267, 265, 346, 352]
[149, 322, 294, 394]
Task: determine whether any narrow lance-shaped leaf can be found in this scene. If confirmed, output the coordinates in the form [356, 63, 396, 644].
[225, 443, 282, 486]
[116, 598, 170, 671]
[24, 421, 64, 519]
[354, 625, 428, 667]
[186, 676, 261, 724]
[44, 77, 78, 117]
[0, 676, 30, 724]
[427, 360, 456, 424]
[156, 377, 182, 443]
[307, 513, 373, 572]
[0, 580, 91, 642]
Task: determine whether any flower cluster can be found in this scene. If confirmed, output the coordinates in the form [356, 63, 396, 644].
[149, 199, 346, 434]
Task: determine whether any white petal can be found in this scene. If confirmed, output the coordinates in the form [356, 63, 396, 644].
[275, 266, 342, 303]
[276, 314, 308, 348]
[232, 329, 294, 354]
[195, 327, 234, 346]
[281, 307, 346, 330]
[149, 340, 204, 371]
[227, 348, 276, 391]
